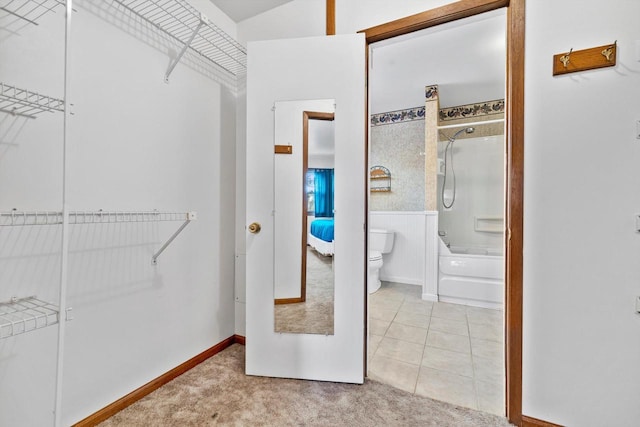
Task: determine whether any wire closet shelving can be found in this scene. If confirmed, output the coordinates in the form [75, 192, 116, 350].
[112, 0, 247, 82]
[0, 3, 67, 119]
[0, 210, 194, 226]
[0, 82, 65, 119]
[0, 209, 197, 265]
[0, 296, 60, 339]
[0, 209, 197, 340]
[2, 2, 213, 423]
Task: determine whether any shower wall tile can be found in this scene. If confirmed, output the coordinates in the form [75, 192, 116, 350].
[370, 120, 425, 211]
[369, 95, 505, 213]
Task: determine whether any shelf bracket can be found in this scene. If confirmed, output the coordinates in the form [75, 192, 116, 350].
[164, 13, 208, 83]
[152, 212, 197, 265]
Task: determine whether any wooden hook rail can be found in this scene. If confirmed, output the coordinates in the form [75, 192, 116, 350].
[553, 41, 617, 76]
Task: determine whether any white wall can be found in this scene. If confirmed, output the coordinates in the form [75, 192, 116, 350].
[437, 135, 504, 251]
[237, 0, 640, 424]
[308, 118, 335, 169]
[336, 0, 454, 35]
[523, 1, 640, 425]
[234, 87, 247, 336]
[0, 0, 236, 424]
[237, 0, 325, 45]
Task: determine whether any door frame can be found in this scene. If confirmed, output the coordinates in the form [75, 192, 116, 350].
[359, 0, 524, 424]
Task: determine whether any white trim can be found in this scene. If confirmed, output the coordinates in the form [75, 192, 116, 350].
[436, 118, 505, 129]
[423, 212, 439, 301]
[370, 210, 437, 216]
[422, 293, 439, 302]
[379, 275, 421, 286]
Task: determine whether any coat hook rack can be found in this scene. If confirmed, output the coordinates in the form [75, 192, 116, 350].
[553, 41, 617, 76]
[559, 48, 573, 68]
[601, 41, 616, 62]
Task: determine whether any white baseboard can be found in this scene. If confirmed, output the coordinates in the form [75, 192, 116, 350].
[438, 296, 503, 310]
[422, 293, 438, 302]
[379, 275, 422, 286]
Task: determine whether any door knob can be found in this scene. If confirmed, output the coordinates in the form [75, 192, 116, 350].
[248, 222, 261, 234]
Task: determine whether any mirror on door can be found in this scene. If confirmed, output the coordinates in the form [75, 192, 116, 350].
[273, 99, 336, 335]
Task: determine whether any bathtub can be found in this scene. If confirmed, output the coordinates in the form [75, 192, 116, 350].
[438, 238, 504, 309]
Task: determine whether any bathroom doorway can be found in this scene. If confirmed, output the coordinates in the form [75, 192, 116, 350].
[363, 1, 524, 423]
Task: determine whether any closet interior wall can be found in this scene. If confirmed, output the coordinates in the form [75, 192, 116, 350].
[0, 1, 238, 425]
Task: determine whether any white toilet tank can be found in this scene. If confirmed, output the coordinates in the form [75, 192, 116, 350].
[370, 229, 395, 254]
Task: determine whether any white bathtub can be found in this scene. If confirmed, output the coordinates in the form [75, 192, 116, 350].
[438, 238, 504, 309]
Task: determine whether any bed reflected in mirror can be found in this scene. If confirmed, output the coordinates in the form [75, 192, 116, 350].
[273, 99, 335, 335]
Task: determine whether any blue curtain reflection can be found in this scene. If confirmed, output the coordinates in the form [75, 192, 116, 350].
[313, 168, 334, 218]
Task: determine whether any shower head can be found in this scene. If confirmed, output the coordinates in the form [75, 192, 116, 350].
[449, 127, 475, 141]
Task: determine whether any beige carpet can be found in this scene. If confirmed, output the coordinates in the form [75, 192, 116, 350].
[274, 248, 334, 335]
[100, 344, 512, 426]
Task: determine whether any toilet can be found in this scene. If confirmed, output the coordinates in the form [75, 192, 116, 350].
[368, 229, 395, 294]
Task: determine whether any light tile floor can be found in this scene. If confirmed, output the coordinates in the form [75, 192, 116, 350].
[368, 282, 505, 416]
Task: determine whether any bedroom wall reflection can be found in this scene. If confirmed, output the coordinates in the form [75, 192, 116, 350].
[273, 99, 335, 335]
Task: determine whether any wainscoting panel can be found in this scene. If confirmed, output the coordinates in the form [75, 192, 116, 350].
[370, 211, 438, 300]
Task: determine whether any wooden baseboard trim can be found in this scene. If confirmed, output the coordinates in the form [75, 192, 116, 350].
[522, 415, 564, 427]
[274, 297, 305, 305]
[73, 335, 237, 427]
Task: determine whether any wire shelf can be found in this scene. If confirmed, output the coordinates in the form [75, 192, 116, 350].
[0, 296, 59, 339]
[0, 211, 63, 226]
[68, 210, 194, 224]
[1, 210, 196, 263]
[0, 82, 65, 119]
[0, 210, 195, 226]
[0, 0, 65, 26]
[113, 0, 246, 79]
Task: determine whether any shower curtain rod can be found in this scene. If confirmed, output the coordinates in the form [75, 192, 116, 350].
[436, 118, 505, 130]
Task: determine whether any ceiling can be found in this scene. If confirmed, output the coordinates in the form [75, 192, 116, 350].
[208, 2, 506, 115]
[209, 0, 294, 23]
[370, 9, 506, 113]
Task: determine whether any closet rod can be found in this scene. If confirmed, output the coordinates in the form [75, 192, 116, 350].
[436, 118, 505, 129]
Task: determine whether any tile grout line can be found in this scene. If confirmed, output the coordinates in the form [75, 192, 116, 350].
[374, 283, 506, 415]
[414, 293, 435, 394]
[465, 305, 482, 411]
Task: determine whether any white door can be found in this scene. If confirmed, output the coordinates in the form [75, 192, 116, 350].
[246, 34, 366, 383]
